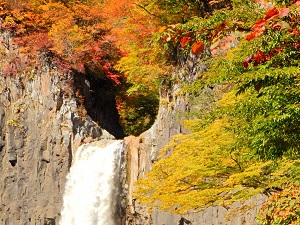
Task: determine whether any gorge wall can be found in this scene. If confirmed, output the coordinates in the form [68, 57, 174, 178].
[0, 31, 123, 224]
[0, 68, 123, 225]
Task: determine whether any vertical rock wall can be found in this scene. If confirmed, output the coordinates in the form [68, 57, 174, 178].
[0, 69, 73, 225]
[0, 31, 122, 224]
[0, 68, 115, 225]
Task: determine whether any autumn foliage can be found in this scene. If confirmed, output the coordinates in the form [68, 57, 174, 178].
[134, 0, 300, 219]
[0, 0, 122, 84]
[257, 185, 300, 225]
[1, 0, 300, 220]
[100, 0, 156, 50]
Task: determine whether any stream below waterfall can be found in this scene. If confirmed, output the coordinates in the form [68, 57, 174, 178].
[60, 139, 123, 225]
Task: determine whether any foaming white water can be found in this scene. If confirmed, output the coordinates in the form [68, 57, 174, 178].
[60, 140, 123, 225]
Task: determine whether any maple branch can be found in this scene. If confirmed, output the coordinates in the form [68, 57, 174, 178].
[133, 3, 161, 19]
[230, 155, 242, 171]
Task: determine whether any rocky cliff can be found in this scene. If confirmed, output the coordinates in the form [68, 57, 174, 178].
[0, 31, 123, 225]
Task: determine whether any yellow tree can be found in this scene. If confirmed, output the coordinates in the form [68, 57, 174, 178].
[135, 91, 300, 213]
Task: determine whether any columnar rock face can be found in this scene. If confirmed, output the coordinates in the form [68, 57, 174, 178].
[0, 32, 122, 225]
[0, 68, 116, 225]
[0, 70, 70, 224]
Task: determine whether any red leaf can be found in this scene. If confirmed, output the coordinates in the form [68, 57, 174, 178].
[270, 22, 282, 30]
[182, 7, 188, 13]
[264, 7, 279, 21]
[266, 51, 277, 61]
[289, 29, 300, 35]
[279, 7, 290, 18]
[246, 26, 265, 41]
[247, 18, 266, 40]
[192, 41, 205, 55]
[252, 18, 266, 30]
[93, 45, 101, 51]
[246, 32, 256, 41]
[180, 36, 192, 49]
[243, 55, 253, 68]
[274, 46, 283, 53]
[253, 51, 264, 66]
[120, 51, 129, 57]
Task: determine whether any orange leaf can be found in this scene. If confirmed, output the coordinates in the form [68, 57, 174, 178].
[264, 7, 279, 21]
[180, 36, 192, 49]
[252, 18, 266, 30]
[158, 26, 167, 33]
[246, 26, 265, 41]
[192, 41, 204, 55]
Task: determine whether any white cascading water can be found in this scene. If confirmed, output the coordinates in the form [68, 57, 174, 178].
[60, 140, 123, 225]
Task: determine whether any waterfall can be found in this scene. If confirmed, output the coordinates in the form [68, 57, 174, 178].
[60, 139, 123, 225]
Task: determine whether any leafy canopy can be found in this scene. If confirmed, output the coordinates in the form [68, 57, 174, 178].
[134, 0, 300, 216]
[0, 0, 123, 83]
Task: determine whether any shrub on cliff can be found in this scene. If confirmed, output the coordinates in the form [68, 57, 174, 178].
[257, 185, 300, 225]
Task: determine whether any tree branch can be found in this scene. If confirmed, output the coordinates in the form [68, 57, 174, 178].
[133, 3, 161, 19]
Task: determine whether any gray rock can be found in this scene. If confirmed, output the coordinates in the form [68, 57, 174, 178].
[0, 30, 124, 225]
